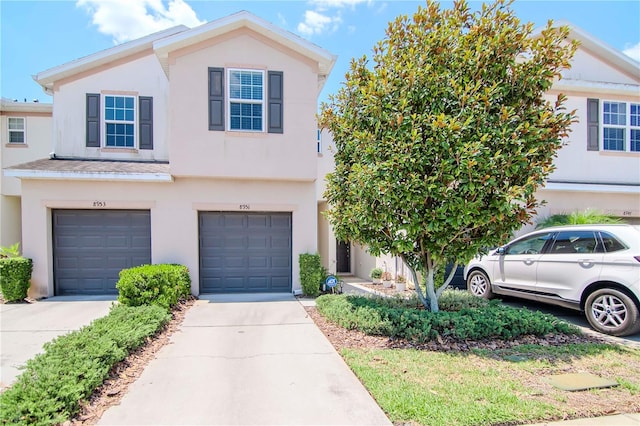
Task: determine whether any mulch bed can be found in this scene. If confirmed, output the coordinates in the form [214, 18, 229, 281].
[304, 305, 605, 353]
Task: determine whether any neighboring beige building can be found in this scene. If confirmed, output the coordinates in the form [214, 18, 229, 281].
[317, 22, 640, 281]
[0, 98, 52, 248]
[534, 22, 640, 230]
[5, 12, 336, 298]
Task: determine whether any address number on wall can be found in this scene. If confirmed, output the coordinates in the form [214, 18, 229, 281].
[239, 204, 251, 210]
[93, 201, 107, 207]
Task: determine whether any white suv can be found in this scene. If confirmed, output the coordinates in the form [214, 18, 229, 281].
[464, 224, 640, 336]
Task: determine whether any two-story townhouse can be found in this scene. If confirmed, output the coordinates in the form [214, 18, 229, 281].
[316, 22, 640, 281]
[0, 98, 52, 248]
[534, 22, 640, 229]
[5, 11, 336, 298]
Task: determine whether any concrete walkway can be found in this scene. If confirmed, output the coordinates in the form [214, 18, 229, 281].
[0, 296, 114, 390]
[98, 293, 391, 425]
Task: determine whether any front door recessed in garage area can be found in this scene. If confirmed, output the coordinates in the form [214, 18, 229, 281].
[52, 209, 151, 295]
[199, 212, 292, 293]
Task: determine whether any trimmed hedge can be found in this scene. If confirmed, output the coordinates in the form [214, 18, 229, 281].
[299, 253, 323, 297]
[0, 257, 33, 302]
[316, 293, 580, 342]
[116, 264, 191, 309]
[0, 304, 171, 426]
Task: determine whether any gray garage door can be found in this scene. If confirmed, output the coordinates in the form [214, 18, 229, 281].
[52, 210, 151, 295]
[199, 212, 292, 293]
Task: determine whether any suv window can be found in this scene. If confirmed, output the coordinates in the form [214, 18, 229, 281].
[599, 231, 628, 253]
[549, 231, 599, 254]
[505, 232, 553, 255]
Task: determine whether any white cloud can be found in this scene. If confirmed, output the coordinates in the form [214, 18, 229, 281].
[310, 0, 369, 9]
[297, 10, 342, 36]
[622, 42, 640, 63]
[76, 0, 204, 44]
[277, 12, 287, 27]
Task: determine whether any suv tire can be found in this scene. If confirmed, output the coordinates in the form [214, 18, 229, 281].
[467, 270, 493, 299]
[585, 288, 640, 337]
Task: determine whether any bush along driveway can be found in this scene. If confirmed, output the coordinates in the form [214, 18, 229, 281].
[0, 263, 192, 426]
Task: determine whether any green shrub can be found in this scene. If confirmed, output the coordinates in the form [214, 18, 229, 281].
[299, 253, 323, 297]
[370, 268, 383, 279]
[0, 257, 33, 302]
[437, 289, 489, 311]
[116, 264, 191, 310]
[316, 294, 579, 343]
[0, 242, 21, 258]
[0, 304, 170, 426]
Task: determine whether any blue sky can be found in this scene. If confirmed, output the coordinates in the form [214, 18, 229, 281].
[1, 0, 639, 106]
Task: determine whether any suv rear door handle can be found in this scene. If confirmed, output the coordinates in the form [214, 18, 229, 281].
[578, 259, 594, 268]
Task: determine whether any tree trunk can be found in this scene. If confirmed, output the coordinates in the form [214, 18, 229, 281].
[424, 266, 439, 313]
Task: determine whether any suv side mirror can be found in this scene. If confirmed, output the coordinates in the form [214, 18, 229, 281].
[497, 247, 506, 255]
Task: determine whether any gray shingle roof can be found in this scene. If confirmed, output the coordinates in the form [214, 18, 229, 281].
[4, 158, 172, 182]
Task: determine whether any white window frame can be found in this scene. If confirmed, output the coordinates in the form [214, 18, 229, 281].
[8, 117, 26, 144]
[103, 94, 137, 148]
[227, 68, 265, 132]
[601, 100, 640, 152]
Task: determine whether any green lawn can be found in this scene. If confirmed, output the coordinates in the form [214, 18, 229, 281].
[341, 344, 640, 426]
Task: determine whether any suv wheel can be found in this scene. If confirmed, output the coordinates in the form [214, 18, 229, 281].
[585, 288, 640, 337]
[467, 270, 493, 299]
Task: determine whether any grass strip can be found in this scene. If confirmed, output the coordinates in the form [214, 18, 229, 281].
[0, 304, 171, 426]
[342, 344, 639, 426]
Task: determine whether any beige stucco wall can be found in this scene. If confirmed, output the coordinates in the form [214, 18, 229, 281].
[562, 47, 638, 85]
[0, 195, 21, 247]
[50, 52, 169, 161]
[1, 111, 52, 195]
[168, 29, 319, 180]
[21, 177, 316, 298]
[1, 105, 52, 247]
[547, 93, 640, 185]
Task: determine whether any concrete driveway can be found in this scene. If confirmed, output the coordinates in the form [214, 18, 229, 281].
[0, 296, 115, 390]
[98, 293, 391, 425]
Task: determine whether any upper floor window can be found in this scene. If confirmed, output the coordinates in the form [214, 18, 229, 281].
[228, 69, 264, 132]
[104, 95, 135, 147]
[8, 117, 25, 143]
[208, 67, 283, 134]
[85, 93, 153, 150]
[587, 98, 640, 153]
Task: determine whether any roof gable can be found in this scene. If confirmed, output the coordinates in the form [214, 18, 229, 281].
[34, 25, 189, 94]
[153, 11, 336, 80]
[533, 21, 640, 84]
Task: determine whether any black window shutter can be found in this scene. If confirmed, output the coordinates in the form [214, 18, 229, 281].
[587, 98, 599, 151]
[86, 93, 100, 147]
[209, 67, 225, 131]
[268, 71, 283, 134]
[139, 96, 153, 150]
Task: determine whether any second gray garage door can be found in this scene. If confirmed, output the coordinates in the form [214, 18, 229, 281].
[199, 212, 292, 293]
[52, 209, 151, 295]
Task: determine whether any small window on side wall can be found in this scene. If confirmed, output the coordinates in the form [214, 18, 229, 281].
[8, 117, 25, 143]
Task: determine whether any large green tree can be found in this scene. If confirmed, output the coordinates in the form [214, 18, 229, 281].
[320, 0, 578, 311]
